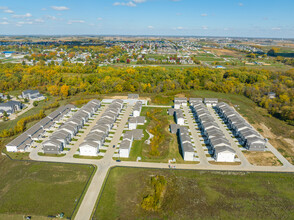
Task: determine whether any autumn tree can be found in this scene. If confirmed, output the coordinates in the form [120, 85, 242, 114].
[48, 85, 60, 96]
[60, 84, 70, 97]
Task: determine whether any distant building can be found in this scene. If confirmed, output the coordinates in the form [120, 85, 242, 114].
[174, 97, 187, 108]
[204, 98, 218, 106]
[22, 90, 45, 101]
[216, 65, 226, 69]
[268, 92, 276, 99]
[0, 93, 7, 100]
[0, 100, 23, 115]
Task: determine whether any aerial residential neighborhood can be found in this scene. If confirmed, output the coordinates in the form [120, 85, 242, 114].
[0, 0, 294, 220]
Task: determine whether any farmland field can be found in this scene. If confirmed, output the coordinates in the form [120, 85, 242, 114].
[93, 167, 294, 220]
[0, 157, 94, 219]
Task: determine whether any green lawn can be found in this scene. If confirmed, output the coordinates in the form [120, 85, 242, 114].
[2, 149, 31, 160]
[93, 167, 294, 220]
[121, 107, 197, 164]
[0, 157, 94, 219]
[37, 152, 66, 157]
[73, 154, 103, 160]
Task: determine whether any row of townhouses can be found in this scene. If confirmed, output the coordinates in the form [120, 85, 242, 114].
[191, 101, 236, 162]
[6, 104, 75, 152]
[215, 102, 266, 151]
[178, 126, 195, 161]
[79, 99, 123, 156]
[42, 100, 101, 154]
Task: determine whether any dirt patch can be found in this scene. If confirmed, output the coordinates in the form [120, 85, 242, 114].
[284, 138, 294, 150]
[107, 95, 151, 102]
[209, 161, 241, 166]
[243, 151, 282, 166]
[255, 123, 294, 164]
[206, 48, 243, 57]
[175, 93, 187, 98]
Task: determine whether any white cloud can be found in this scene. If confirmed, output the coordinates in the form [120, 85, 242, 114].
[176, 13, 182, 16]
[12, 13, 32, 18]
[17, 21, 33, 25]
[148, 25, 154, 29]
[272, 27, 281, 30]
[113, 1, 137, 7]
[202, 26, 208, 30]
[0, 6, 8, 10]
[238, 3, 243, 6]
[4, 9, 14, 13]
[34, 18, 45, 23]
[174, 26, 184, 30]
[113, 0, 147, 7]
[0, 21, 9, 25]
[68, 20, 85, 24]
[2, 17, 8, 20]
[44, 15, 58, 20]
[97, 17, 103, 21]
[201, 13, 208, 17]
[51, 6, 69, 11]
[41, 8, 47, 11]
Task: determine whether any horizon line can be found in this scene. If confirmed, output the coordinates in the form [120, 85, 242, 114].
[0, 34, 293, 40]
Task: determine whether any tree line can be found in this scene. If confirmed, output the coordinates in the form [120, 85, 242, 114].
[0, 63, 293, 124]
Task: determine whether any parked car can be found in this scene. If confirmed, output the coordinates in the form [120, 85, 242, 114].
[113, 145, 115, 148]
[116, 159, 121, 162]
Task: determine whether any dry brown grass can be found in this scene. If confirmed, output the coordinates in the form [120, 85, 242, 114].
[243, 151, 282, 166]
[255, 123, 294, 164]
[209, 161, 241, 166]
[206, 48, 243, 57]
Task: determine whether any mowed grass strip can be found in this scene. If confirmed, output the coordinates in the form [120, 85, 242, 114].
[93, 167, 294, 220]
[0, 157, 94, 218]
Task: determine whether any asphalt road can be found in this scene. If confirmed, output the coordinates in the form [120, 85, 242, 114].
[74, 105, 133, 220]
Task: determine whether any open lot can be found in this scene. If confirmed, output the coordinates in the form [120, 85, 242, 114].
[0, 157, 94, 219]
[244, 151, 282, 166]
[93, 167, 294, 220]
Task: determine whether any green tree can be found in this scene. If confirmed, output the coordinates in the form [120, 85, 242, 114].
[33, 101, 38, 107]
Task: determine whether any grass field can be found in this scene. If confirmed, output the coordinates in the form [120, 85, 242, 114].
[93, 167, 294, 220]
[121, 107, 196, 163]
[0, 157, 94, 219]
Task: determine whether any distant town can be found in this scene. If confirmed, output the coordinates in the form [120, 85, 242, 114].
[0, 36, 293, 69]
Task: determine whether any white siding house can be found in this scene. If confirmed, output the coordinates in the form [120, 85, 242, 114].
[79, 142, 99, 156]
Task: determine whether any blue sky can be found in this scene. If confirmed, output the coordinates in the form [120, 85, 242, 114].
[0, 0, 293, 38]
